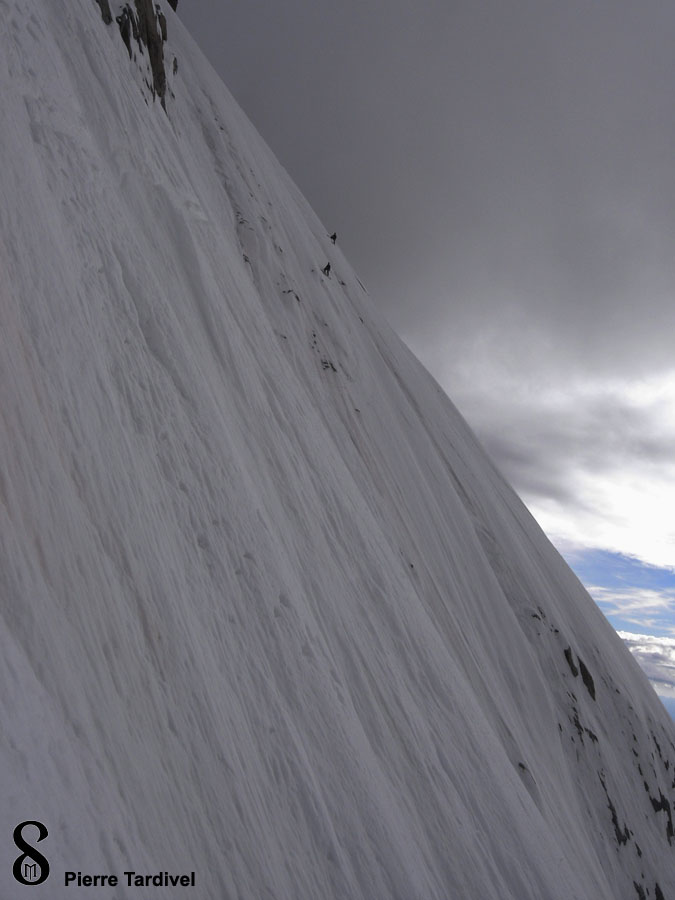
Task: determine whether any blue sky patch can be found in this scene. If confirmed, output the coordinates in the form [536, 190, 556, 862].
[562, 548, 675, 636]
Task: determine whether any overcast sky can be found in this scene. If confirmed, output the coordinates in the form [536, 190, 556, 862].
[176, 1, 675, 679]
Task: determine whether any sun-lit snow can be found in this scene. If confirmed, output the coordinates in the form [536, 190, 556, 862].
[1, 1, 674, 898]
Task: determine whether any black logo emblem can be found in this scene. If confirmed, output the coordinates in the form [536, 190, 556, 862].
[13, 821, 50, 885]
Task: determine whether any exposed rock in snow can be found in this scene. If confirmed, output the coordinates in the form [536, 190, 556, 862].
[93, 0, 112, 24]
[94, 0, 172, 107]
[117, 0, 168, 105]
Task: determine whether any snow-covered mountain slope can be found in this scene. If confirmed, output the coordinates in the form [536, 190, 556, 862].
[1, 1, 673, 897]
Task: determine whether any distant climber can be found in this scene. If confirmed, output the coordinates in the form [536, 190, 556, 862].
[322, 263, 331, 277]
[329, 232, 337, 244]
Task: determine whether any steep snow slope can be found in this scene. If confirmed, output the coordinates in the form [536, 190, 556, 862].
[1, 1, 673, 897]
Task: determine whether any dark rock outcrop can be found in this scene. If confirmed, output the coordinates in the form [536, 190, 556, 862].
[564, 646, 579, 678]
[116, 6, 137, 57]
[578, 657, 596, 701]
[93, 0, 113, 24]
[113, 0, 170, 107]
[168, 0, 178, 10]
[157, 8, 168, 42]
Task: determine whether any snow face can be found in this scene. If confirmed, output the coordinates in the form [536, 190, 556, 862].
[1, 1, 674, 897]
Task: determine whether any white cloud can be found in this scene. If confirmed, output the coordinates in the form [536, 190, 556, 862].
[618, 631, 675, 699]
[441, 364, 675, 571]
[587, 585, 675, 634]
[531, 468, 675, 572]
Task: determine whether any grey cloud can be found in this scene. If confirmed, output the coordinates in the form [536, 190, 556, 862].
[476, 432, 583, 508]
[179, 0, 675, 383]
[451, 383, 675, 510]
[179, 2, 675, 539]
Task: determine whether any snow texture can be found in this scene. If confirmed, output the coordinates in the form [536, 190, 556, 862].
[1, 1, 674, 897]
